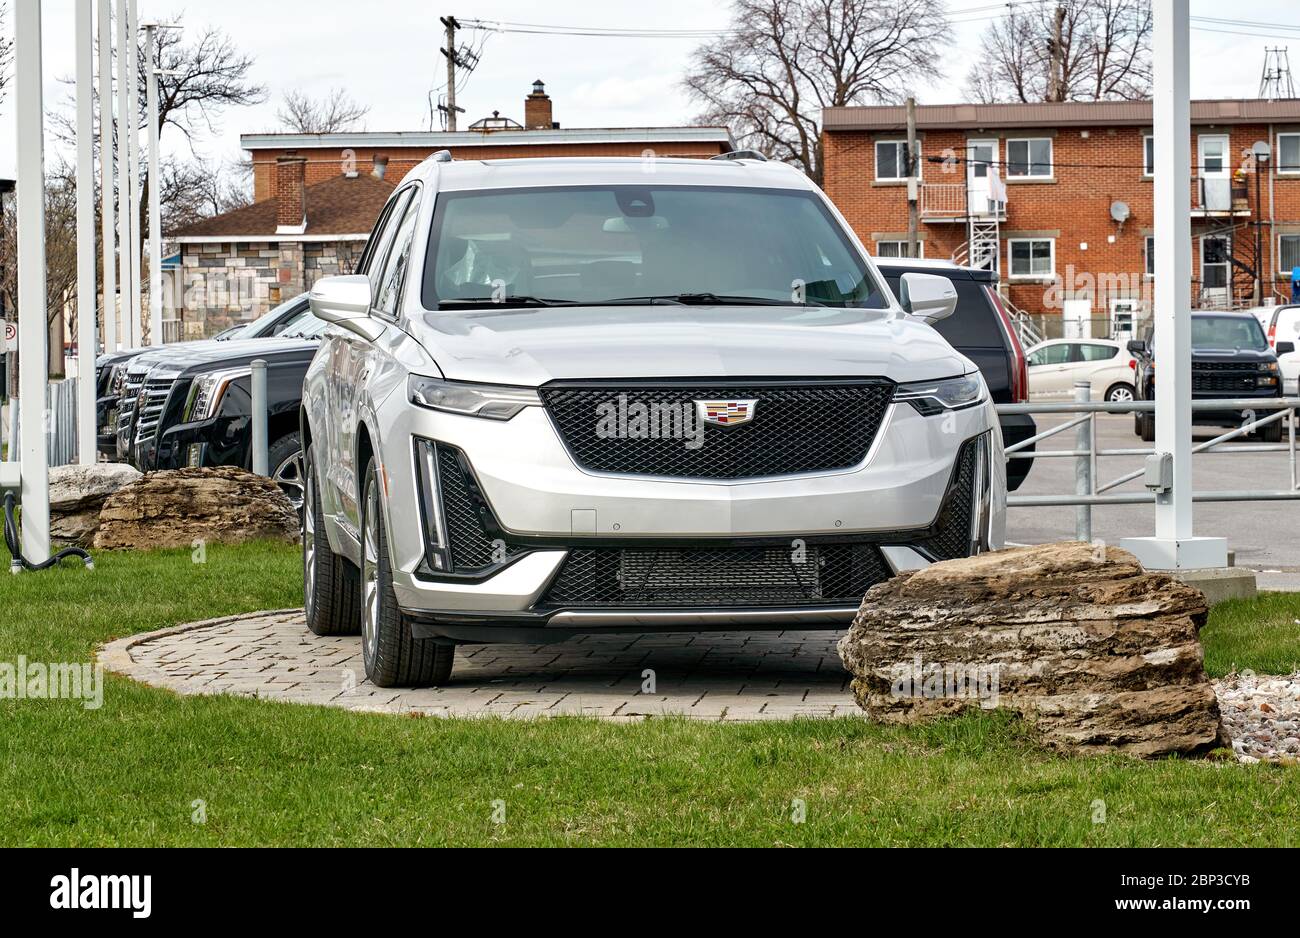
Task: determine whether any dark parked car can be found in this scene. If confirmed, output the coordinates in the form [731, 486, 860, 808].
[876, 258, 1035, 490]
[95, 294, 315, 456]
[112, 317, 326, 509]
[1128, 311, 1293, 443]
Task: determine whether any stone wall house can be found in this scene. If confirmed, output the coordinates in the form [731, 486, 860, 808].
[168, 155, 394, 336]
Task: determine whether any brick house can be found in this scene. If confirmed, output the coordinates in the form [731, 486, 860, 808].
[242, 80, 736, 202]
[822, 98, 1300, 338]
[170, 80, 735, 336]
[169, 155, 394, 336]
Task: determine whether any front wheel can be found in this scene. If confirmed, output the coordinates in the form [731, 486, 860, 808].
[1136, 412, 1155, 442]
[360, 457, 455, 687]
[269, 432, 305, 515]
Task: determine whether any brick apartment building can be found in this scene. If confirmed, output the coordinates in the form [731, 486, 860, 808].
[822, 98, 1300, 337]
[169, 81, 735, 335]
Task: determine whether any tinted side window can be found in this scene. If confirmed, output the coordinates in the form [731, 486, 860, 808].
[363, 188, 415, 293]
[1031, 344, 1072, 365]
[1080, 343, 1118, 362]
[356, 196, 400, 276]
[883, 275, 1000, 348]
[374, 195, 422, 319]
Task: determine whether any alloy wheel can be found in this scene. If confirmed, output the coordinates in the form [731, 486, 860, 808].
[275, 450, 306, 512]
[1108, 386, 1135, 403]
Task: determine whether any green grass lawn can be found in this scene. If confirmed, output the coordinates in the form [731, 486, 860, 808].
[1, 541, 1299, 847]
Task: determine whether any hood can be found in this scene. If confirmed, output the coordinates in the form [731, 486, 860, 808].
[1191, 347, 1277, 363]
[126, 338, 319, 373]
[408, 305, 971, 386]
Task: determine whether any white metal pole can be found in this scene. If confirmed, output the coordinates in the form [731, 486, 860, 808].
[145, 26, 163, 347]
[127, 0, 143, 347]
[115, 0, 132, 349]
[99, 0, 117, 355]
[15, 0, 51, 563]
[76, 0, 97, 466]
[1121, 0, 1226, 571]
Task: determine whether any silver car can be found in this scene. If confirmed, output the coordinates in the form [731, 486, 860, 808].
[300, 153, 1007, 687]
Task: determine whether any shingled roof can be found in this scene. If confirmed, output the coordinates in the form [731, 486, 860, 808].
[170, 172, 395, 241]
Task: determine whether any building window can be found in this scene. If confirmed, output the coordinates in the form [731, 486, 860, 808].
[875, 140, 910, 181]
[1143, 135, 1155, 176]
[1008, 238, 1055, 278]
[1278, 133, 1300, 174]
[875, 240, 923, 258]
[1280, 234, 1300, 274]
[1145, 236, 1155, 276]
[1006, 138, 1053, 177]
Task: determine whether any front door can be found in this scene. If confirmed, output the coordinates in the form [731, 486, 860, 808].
[1198, 134, 1230, 211]
[1200, 235, 1231, 306]
[967, 139, 997, 216]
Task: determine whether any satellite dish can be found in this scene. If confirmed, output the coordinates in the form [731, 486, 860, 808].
[1110, 200, 1131, 223]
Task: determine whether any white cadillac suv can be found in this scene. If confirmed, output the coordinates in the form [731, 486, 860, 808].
[300, 152, 1006, 687]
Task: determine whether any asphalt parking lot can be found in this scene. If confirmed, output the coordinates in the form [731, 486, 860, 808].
[1007, 412, 1300, 588]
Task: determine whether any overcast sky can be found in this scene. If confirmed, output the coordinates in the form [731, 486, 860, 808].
[2, 1, 1300, 182]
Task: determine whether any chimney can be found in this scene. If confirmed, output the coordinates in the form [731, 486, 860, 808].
[276, 152, 307, 233]
[372, 154, 390, 180]
[524, 79, 553, 130]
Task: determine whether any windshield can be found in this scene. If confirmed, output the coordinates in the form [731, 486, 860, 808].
[1192, 315, 1269, 352]
[421, 185, 887, 310]
[220, 296, 311, 340]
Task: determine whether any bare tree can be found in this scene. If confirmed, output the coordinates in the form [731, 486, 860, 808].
[966, 0, 1152, 104]
[276, 87, 370, 134]
[0, 2, 12, 105]
[0, 163, 79, 376]
[684, 0, 949, 184]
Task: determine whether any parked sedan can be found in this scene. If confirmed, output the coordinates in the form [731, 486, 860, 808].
[1025, 338, 1137, 402]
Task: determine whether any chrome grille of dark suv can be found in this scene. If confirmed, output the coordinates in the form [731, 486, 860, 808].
[133, 377, 175, 443]
[539, 380, 895, 480]
[539, 542, 892, 608]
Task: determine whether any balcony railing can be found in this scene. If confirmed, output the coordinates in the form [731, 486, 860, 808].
[1193, 178, 1250, 215]
[920, 183, 1006, 221]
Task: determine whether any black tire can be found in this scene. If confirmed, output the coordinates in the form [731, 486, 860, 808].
[303, 441, 361, 636]
[360, 456, 454, 687]
[1257, 419, 1283, 443]
[269, 432, 305, 515]
[1105, 383, 1136, 403]
[1136, 412, 1155, 442]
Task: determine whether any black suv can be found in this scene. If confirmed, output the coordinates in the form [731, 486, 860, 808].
[876, 258, 1035, 491]
[1128, 311, 1293, 443]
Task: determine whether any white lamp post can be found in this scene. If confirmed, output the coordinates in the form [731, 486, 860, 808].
[115, 0, 133, 349]
[14, 0, 51, 563]
[98, 0, 117, 354]
[76, 0, 97, 466]
[126, 0, 143, 347]
[1120, 0, 1228, 570]
[142, 23, 182, 349]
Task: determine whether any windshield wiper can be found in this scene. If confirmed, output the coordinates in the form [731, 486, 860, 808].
[603, 293, 829, 307]
[437, 295, 578, 310]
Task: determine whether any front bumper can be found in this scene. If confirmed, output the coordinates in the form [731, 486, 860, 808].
[368, 391, 1005, 637]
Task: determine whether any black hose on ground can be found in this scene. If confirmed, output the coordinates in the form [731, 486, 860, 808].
[3, 492, 94, 573]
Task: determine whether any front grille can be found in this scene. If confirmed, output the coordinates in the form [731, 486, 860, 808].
[435, 444, 526, 572]
[116, 371, 147, 439]
[539, 542, 892, 608]
[919, 437, 979, 562]
[539, 380, 894, 479]
[1192, 364, 1260, 394]
[133, 378, 175, 443]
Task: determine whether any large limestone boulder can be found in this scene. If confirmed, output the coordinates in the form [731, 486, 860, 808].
[838, 542, 1229, 758]
[49, 463, 143, 546]
[93, 466, 299, 550]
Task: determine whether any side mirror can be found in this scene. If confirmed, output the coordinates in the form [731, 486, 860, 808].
[1277, 341, 1296, 356]
[309, 275, 382, 340]
[1127, 339, 1149, 357]
[898, 272, 958, 325]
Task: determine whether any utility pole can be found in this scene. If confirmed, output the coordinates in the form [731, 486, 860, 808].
[439, 15, 466, 131]
[1048, 5, 1066, 102]
[906, 96, 920, 259]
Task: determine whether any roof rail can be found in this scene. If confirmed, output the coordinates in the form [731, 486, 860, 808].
[710, 149, 768, 162]
[432, 149, 453, 163]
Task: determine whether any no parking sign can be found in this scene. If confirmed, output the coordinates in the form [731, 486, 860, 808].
[0, 321, 14, 354]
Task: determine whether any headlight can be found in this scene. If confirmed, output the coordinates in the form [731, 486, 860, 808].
[893, 372, 987, 416]
[184, 367, 250, 422]
[408, 375, 540, 420]
[1259, 362, 1280, 373]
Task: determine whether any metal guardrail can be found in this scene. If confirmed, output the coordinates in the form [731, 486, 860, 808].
[998, 384, 1300, 541]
